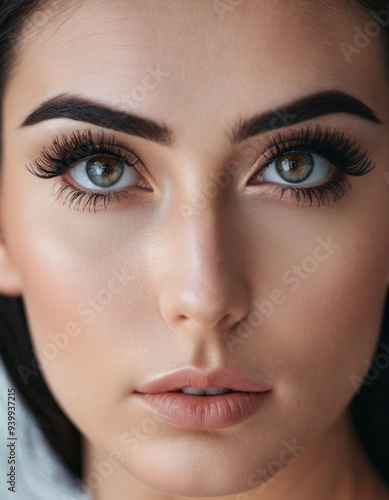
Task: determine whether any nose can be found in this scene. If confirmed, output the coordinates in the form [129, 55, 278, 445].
[158, 198, 249, 339]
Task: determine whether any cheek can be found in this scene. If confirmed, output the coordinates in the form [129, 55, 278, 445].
[259, 206, 389, 438]
[9, 229, 158, 438]
[0, 165, 156, 429]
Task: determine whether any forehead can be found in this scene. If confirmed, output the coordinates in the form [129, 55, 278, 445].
[5, 0, 388, 139]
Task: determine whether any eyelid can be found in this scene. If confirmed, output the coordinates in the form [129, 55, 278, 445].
[26, 129, 148, 180]
[26, 124, 375, 211]
[245, 123, 376, 183]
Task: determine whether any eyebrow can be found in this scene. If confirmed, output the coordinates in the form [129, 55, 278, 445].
[232, 90, 382, 142]
[21, 94, 173, 145]
[21, 90, 381, 146]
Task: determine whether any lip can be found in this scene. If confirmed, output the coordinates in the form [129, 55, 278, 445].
[136, 367, 270, 393]
[134, 367, 271, 430]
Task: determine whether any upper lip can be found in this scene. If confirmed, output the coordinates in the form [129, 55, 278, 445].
[135, 367, 271, 394]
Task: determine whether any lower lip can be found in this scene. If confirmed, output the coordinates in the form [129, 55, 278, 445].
[134, 391, 271, 430]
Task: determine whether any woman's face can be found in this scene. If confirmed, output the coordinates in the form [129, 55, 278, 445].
[1, 0, 389, 497]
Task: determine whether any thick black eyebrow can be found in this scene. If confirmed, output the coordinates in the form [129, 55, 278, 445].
[21, 94, 173, 146]
[231, 90, 382, 143]
[21, 90, 382, 147]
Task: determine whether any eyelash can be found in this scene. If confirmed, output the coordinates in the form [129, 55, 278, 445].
[26, 130, 143, 212]
[26, 125, 376, 212]
[248, 123, 375, 207]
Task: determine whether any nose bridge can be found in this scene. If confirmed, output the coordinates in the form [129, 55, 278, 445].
[158, 191, 249, 335]
[183, 204, 226, 303]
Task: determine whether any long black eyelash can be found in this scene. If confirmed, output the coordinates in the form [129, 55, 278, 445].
[279, 177, 352, 208]
[26, 129, 140, 179]
[27, 124, 375, 212]
[261, 123, 376, 177]
[52, 183, 132, 212]
[248, 123, 376, 207]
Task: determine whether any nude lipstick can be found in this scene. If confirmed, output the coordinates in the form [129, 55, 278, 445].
[134, 367, 271, 430]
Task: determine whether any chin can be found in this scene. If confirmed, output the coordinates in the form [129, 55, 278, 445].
[115, 441, 285, 499]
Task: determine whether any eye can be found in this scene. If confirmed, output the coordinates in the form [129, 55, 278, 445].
[259, 152, 331, 186]
[68, 155, 149, 191]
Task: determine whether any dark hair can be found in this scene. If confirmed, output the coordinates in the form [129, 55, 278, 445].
[0, 0, 388, 486]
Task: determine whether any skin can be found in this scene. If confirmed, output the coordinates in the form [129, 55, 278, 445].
[1, 0, 389, 498]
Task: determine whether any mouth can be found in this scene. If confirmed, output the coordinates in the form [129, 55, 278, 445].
[134, 367, 271, 430]
[177, 387, 235, 395]
[135, 366, 270, 394]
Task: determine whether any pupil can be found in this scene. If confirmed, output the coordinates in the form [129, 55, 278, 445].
[289, 160, 298, 169]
